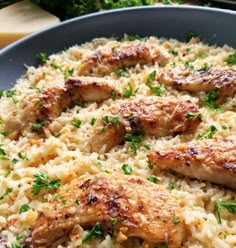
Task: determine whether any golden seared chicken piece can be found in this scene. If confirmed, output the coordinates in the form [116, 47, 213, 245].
[29, 173, 186, 248]
[5, 77, 121, 139]
[158, 68, 236, 105]
[78, 41, 169, 76]
[90, 97, 202, 152]
[148, 137, 236, 190]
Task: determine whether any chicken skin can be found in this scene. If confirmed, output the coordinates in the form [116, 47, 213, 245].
[29, 173, 186, 248]
[90, 96, 202, 153]
[158, 68, 236, 105]
[5, 77, 121, 139]
[78, 41, 169, 76]
[148, 137, 236, 190]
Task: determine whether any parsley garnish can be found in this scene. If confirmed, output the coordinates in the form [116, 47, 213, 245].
[147, 160, 154, 169]
[125, 133, 143, 154]
[90, 118, 97, 126]
[204, 87, 220, 110]
[36, 52, 48, 64]
[215, 200, 236, 224]
[82, 223, 103, 243]
[200, 63, 211, 72]
[19, 204, 30, 214]
[111, 217, 118, 225]
[54, 132, 61, 138]
[112, 91, 118, 100]
[126, 34, 147, 41]
[115, 68, 128, 78]
[64, 68, 74, 79]
[71, 119, 82, 128]
[121, 164, 132, 175]
[17, 152, 29, 161]
[168, 181, 177, 190]
[197, 125, 217, 140]
[225, 52, 236, 65]
[10, 243, 22, 248]
[123, 82, 138, 98]
[30, 120, 48, 131]
[168, 49, 178, 56]
[185, 112, 202, 119]
[0, 188, 13, 200]
[51, 62, 62, 71]
[172, 214, 180, 224]
[5, 89, 18, 103]
[147, 70, 163, 96]
[185, 31, 197, 42]
[102, 116, 121, 126]
[147, 176, 159, 184]
[31, 171, 61, 195]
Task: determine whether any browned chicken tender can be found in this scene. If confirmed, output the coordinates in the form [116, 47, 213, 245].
[148, 137, 236, 190]
[158, 68, 236, 105]
[5, 77, 121, 139]
[78, 41, 169, 76]
[29, 173, 186, 248]
[90, 97, 202, 153]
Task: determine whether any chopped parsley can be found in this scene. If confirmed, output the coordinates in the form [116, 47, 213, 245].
[17, 152, 29, 161]
[172, 214, 180, 224]
[0, 188, 13, 200]
[75, 199, 80, 205]
[197, 125, 217, 140]
[115, 68, 128, 78]
[110, 217, 118, 225]
[5, 89, 18, 103]
[123, 82, 138, 98]
[36, 52, 48, 64]
[185, 31, 197, 42]
[147, 160, 154, 169]
[215, 200, 236, 224]
[19, 204, 30, 214]
[71, 119, 82, 128]
[184, 61, 194, 70]
[168, 181, 177, 190]
[54, 132, 61, 138]
[158, 242, 168, 248]
[143, 144, 151, 150]
[64, 68, 74, 79]
[10, 243, 22, 248]
[126, 34, 147, 41]
[204, 87, 220, 110]
[50, 62, 62, 71]
[82, 223, 103, 243]
[102, 116, 121, 126]
[30, 120, 48, 131]
[147, 176, 160, 184]
[112, 91, 118, 100]
[225, 52, 236, 65]
[185, 112, 202, 119]
[168, 49, 178, 56]
[147, 70, 163, 96]
[16, 234, 23, 241]
[90, 117, 97, 126]
[0, 130, 7, 137]
[125, 133, 143, 154]
[200, 62, 211, 72]
[122, 164, 132, 175]
[31, 171, 61, 195]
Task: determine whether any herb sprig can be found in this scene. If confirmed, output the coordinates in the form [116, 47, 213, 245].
[31, 171, 61, 195]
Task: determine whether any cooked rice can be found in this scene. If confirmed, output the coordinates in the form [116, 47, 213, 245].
[0, 35, 235, 248]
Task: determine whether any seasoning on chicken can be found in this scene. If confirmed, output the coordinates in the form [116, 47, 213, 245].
[158, 67, 236, 105]
[5, 77, 121, 139]
[78, 41, 169, 76]
[90, 96, 202, 152]
[148, 137, 236, 190]
[29, 173, 186, 248]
